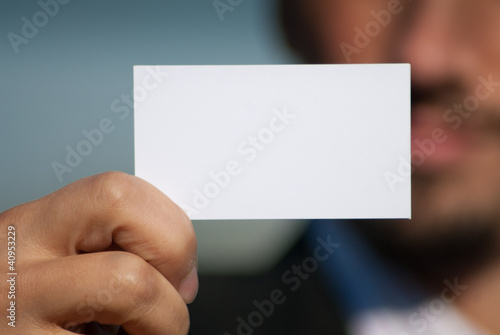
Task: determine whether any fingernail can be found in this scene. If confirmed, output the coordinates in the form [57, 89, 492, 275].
[179, 266, 198, 304]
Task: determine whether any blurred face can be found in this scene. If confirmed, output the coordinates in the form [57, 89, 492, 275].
[302, 0, 500, 242]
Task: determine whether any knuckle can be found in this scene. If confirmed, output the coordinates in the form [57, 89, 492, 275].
[90, 172, 135, 209]
[106, 253, 158, 307]
[106, 253, 190, 333]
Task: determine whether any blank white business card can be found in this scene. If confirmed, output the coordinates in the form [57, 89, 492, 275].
[134, 64, 410, 220]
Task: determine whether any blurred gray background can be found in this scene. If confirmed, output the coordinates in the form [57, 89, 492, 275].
[0, 0, 306, 274]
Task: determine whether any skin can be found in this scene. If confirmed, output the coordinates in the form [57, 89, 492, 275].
[0, 172, 198, 334]
[296, 0, 500, 333]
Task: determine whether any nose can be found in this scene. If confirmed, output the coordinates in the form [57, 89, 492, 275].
[398, 0, 455, 87]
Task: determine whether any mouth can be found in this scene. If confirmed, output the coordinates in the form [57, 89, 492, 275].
[411, 104, 469, 172]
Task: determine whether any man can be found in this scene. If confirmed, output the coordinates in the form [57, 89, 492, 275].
[3, 1, 500, 334]
[189, 0, 500, 334]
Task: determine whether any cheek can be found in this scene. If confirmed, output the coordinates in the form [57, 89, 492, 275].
[413, 146, 500, 224]
[460, 148, 500, 210]
[313, 1, 403, 64]
[480, 35, 500, 106]
[458, 4, 500, 106]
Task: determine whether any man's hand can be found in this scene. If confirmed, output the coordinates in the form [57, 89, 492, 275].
[0, 172, 198, 334]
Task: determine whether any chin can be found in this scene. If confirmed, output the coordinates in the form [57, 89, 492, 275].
[410, 144, 500, 239]
[356, 148, 500, 278]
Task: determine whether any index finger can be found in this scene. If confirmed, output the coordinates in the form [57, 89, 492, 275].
[15, 172, 197, 302]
